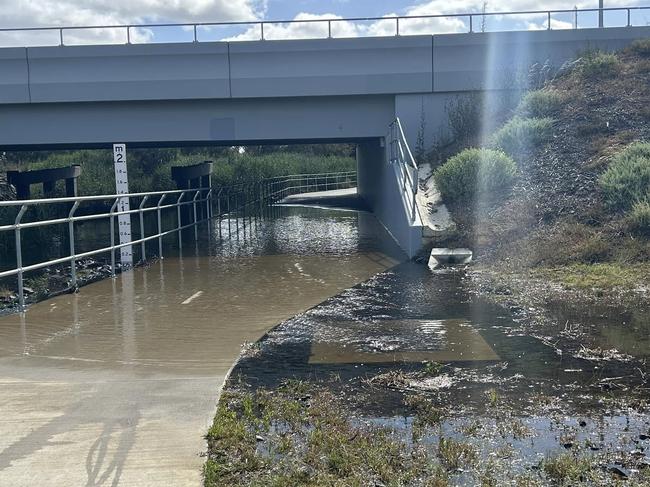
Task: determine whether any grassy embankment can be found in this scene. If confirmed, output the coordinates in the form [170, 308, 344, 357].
[430, 39, 650, 295]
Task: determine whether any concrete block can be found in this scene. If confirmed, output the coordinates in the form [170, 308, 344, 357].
[428, 248, 473, 269]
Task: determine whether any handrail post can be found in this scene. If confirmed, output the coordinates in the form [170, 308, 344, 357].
[193, 24, 198, 42]
[328, 20, 332, 38]
[59, 28, 64, 46]
[599, 1, 604, 27]
[206, 188, 213, 236]
[14, 205, 28, 311]
[396, 17, 400, 36]
[109, 199, 118, 277]
[157, 194, 167, 258]
[217, 188, 223, 238]
[547, 11, 552, 30]
[261, 22, 265, 40]
[627, 8, 631, 26]
[68, 201, 80, 289]
[192, 190, 200, 241]
[206, 185, 212, 220]
[469, 14, 473, 33]
[227, 192, 231, 236]
[126, 26, 131, 44]
[176, 192, 184, 251]
[139, 195, 149, 261]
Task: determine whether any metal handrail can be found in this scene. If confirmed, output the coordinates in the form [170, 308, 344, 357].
[0, 6, 647, 47]
[389, 118, 421, 225]
[0, 187, 213, 310]
[0, 171, 358, 312]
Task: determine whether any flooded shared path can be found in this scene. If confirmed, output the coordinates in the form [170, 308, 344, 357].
[0, 207, 403, 486]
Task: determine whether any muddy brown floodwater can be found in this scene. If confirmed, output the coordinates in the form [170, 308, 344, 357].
[228, 264, 650, 484]
[0, 207, 404, 486]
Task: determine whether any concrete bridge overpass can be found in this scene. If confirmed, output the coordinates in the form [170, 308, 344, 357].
[1, 24, 648, 255]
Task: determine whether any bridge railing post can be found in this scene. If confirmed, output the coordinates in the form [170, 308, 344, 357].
[68, 201, 80, 289]
[14, 205, 28, 311]
[176, 192, 184, 251]
[157, 194, 167, 258]
[139, 195, 149, 261]
[193, 190, 200, 241]
[109, 199, 118, 277]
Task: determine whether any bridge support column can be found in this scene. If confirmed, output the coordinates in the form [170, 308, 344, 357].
[357, 138, 423, 258]
[7, 165, 81, 200]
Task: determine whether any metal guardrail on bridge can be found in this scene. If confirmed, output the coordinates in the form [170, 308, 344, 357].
[0, 171, 356, 311]
[0, 6, 648, 47]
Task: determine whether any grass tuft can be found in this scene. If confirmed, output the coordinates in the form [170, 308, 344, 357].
[437, 437, 478, 471]
[490, 116, 554, 157]
[433, 148, 517, 204]
[627, 200, 650, 235]
[578, 50, 621, 78]
[629, 38, 650, 57]
[533, 263, 650, 290]
[599, 141, 650, 211]
[517, 89, 565, 118]
[542, 453, 593, 483]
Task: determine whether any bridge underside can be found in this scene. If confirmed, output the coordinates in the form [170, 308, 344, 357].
[0, 95, 395, 150]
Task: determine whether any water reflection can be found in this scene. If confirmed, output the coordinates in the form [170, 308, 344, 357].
[234, 262, 648, 413]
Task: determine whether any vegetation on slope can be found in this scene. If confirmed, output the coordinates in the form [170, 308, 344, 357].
[431, 41, 650, 286]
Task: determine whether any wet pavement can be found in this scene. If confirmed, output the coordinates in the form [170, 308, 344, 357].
[0, 207, 404, 486]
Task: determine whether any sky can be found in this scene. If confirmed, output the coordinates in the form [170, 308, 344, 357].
[0, 0, 647, 46]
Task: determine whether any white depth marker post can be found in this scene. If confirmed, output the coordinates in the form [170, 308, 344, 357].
[113, 144, 133, 268]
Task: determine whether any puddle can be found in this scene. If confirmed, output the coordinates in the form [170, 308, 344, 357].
[227, 260, 650, 483]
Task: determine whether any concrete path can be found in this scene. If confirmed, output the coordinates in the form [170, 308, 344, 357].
[0, 251, 398, 486]
[280, 187, 367, 210]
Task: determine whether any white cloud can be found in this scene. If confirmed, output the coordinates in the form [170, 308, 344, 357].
[0, 0, 265, 46]
[526, 18, 575, 30]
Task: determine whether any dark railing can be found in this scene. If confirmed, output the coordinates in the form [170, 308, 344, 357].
[0, 6, 647, 47]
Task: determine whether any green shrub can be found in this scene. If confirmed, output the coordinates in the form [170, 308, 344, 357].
[599, 142, 650, 210]
[629, 38, 650, 57]
[517, 89, 565, 118]
[628, 201, 650, 235]
[579, 50, 620, 78]
[433, 148, 517, 203]
[490, 116, 554, 157]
